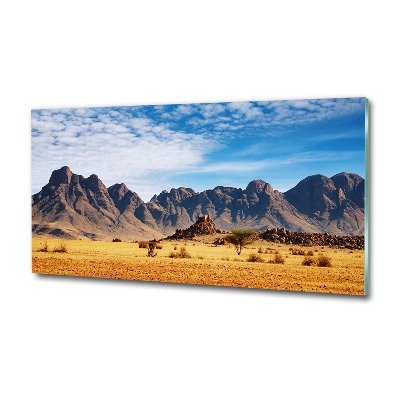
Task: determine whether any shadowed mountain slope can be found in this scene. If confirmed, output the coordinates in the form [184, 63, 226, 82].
[32, 166, 163, 240]
[284, 173, 364, 235]
[32, 167, 365, 240]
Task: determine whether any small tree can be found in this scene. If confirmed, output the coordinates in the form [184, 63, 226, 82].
[147, 242, 158, 257]
[225, 229, 255, 255]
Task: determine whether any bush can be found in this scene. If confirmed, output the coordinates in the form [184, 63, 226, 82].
[306, 250, 314, 256]
[138, 241, 149, 248]
[37, 241, 49, 252]
[317, 255, 332, 267]
[291, 248, 305, 255]
[155, 243, 163, 249]
[268, 254, 285, 264]
[302, 256, 315, 266]
[53, 241, 67, 253]
[112, 238, 122, 242]
[179, 247, 191, 258]
[258, 247, 263, 253]
[146, 242, 158, 257]
[247, 254, 264, 262]
[169, 247, 192, 258]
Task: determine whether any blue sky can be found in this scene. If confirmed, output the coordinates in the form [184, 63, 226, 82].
[31, 98, 366, 202]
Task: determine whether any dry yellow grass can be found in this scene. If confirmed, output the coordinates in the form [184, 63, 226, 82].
[32, 236, 365, 295]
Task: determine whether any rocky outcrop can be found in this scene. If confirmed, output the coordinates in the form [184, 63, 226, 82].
[167, 215, 224, 239]
[258, 227, 364, 250]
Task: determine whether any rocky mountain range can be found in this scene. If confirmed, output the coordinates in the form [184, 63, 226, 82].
[32, 166, 365, 240]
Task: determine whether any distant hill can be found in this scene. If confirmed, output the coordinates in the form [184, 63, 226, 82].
[32, 166, 364, 240]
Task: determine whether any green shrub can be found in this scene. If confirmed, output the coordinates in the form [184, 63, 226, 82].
[224, 229, 255, 255]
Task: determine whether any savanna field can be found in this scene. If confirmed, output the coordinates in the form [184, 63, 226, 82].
[32, 235, 365, 295]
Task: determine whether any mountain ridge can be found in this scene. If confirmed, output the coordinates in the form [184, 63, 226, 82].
[32, 166, 365, 240]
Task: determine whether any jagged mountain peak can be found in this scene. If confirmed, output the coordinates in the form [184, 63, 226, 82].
[294, 173, 334, 186]
[32, 167, 365, 239]
[245, 179, 274, 194]
[84, 173, 106, 192]
[108, 183, 129, 199]
[32, 167, 157, 241]
[330, 172, 363, 190]
[48, 165, 73, 186]
[152, 186, 196, 204]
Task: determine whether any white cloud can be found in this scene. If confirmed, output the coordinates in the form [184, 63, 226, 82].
[31, 107, 223, 201]
[31, 99, 365, 200]
[306, 131, 363, 142]
[199, 103, 225, 118]
[258, 97, 365, 125]
[227, 102, 263, 119]
[31, 119, 65, 132]
[278, 151, 364, 165]
[91, 122, 105, 131]
[194, 150, 363, 175]
[199, 159, 274, 173]
[287, 100, 312, 109]
[176, 104, 195, 115]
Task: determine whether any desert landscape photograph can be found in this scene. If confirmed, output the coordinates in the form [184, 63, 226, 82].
[32, 98, 368, 295]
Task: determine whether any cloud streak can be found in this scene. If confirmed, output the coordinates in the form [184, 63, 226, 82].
[196, 150, 363, 174]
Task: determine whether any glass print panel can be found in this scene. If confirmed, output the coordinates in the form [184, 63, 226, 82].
[32, 98, 368, 295]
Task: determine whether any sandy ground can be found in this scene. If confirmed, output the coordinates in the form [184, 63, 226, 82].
[32, 236, 365, 295]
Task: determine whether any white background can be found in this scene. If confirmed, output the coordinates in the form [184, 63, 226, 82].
[1, 1, 399, 399]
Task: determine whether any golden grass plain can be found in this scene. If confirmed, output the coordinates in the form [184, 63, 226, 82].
[32, 236, 365, 295]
